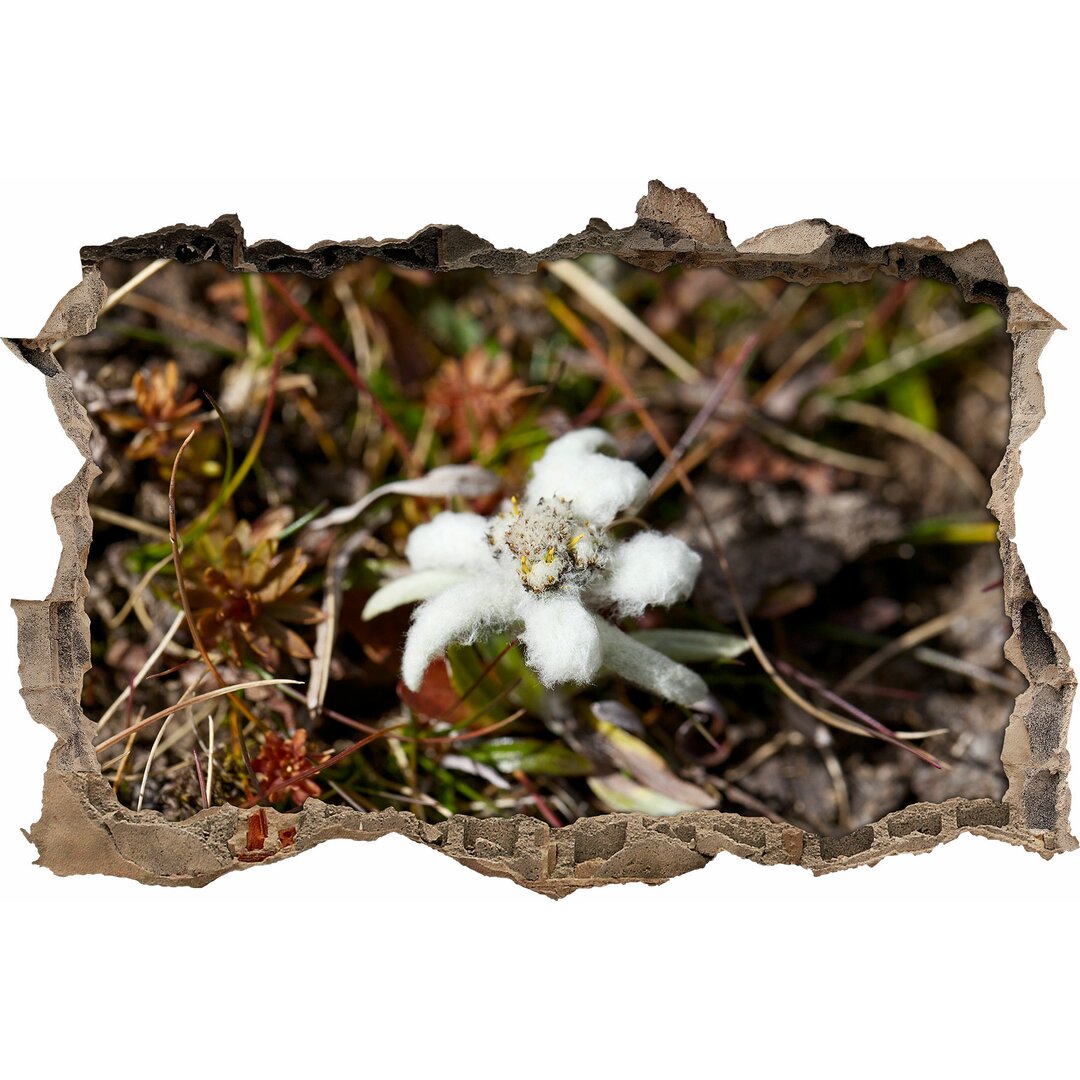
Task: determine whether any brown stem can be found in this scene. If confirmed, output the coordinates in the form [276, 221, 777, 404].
[513, 769, 564, 828]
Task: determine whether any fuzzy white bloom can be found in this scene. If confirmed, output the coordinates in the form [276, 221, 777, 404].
[365, 429, 707, 706]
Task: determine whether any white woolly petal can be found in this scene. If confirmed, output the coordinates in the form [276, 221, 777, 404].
[595, 532, 702, 617]
[405, 512, 493, 573]
[594, 617, 708, 707]
[525, 452, 647, 526]
[540, 427, 616, 461]
[517, 594, 603, 687]
[362, 568, 469, 620]
[401, 575, 520, 690]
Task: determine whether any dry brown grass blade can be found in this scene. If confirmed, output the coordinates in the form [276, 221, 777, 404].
[96, 609, 185, 731]
[307, 529, 371, 716]
[753, 314, 863, 407]
[710, 777, 795, 826]
[94, 678, 301, 754]
[435, 707, 527, 746]
[836, 592, 1001, 695]
[168, 432, 232, 691]
[775, 657, 943, 768]
[51, 258, 171, 352]
[112, 726, 139, 794]
[107, 552, 175, 631]
[116, 291, 245, 352]
[545, 259, 702, 384]
[818, 742, 852, 832]
[825, 397, 989, 502]
[88, 504, 172, 541]
[136, 714, 172, 811]
[747, 413, 892, 477]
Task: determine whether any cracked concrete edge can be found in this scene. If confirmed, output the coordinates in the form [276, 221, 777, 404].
[5, 180, 1075, 897]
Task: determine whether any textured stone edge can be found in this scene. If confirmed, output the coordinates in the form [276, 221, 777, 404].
[5, 180, 1074, 898]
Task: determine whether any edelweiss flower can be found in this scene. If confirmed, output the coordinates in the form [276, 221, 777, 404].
[364, 429, 708, 706]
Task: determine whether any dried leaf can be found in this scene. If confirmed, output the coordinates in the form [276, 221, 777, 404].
[311, 465, 502, 530]
[587, 773, 712, 816]
[307, 529, 370, 714]
[590, 700, 646, 736]
[591, 717, 716, 809]
[440, 754, 512, 790]
[398, 659, 459, 719]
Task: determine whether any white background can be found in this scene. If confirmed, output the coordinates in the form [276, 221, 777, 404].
[1, 4, 1077, 1076]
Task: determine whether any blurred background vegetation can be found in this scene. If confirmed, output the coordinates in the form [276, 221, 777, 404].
[69, 252, 1016, 835]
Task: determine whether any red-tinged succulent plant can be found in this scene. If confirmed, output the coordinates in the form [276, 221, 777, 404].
[425, 347, 528, 458]
[250, 729, 328, 806]
[101, 360, 204, 462]
[183, 508, 324, 668]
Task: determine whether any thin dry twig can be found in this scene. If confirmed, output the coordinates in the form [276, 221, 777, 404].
[710, 777, 795, 826]
[107, 552, 175, 630]
[96, 609, 186, 731]
[95, 678, 301, 754]
[775, 657, 943, 767]
[754, 314, 863, 406]
[252, 724, 405, 805]
[824, 279, 920, 382]
[166, 429, 268, 802]
[117, 291, 245, 352]
[513, 767, 564, 827]
[647, 332, 761, 499]
[748, 413, 892, 477]
[723, 730, 796, 785]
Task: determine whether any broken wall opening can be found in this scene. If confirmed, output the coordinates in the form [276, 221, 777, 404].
[9, 183, 1074, 896]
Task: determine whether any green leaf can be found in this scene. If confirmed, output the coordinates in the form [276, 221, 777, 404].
[242, 274, 267, 352]
[886, 370, 938, 430]
[465, 738, 593, 777]
[596, 620, 708, 706]
[629, 628, 750, 664]
[422, 298, 486, 355]
[903, 516, 999, 545]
